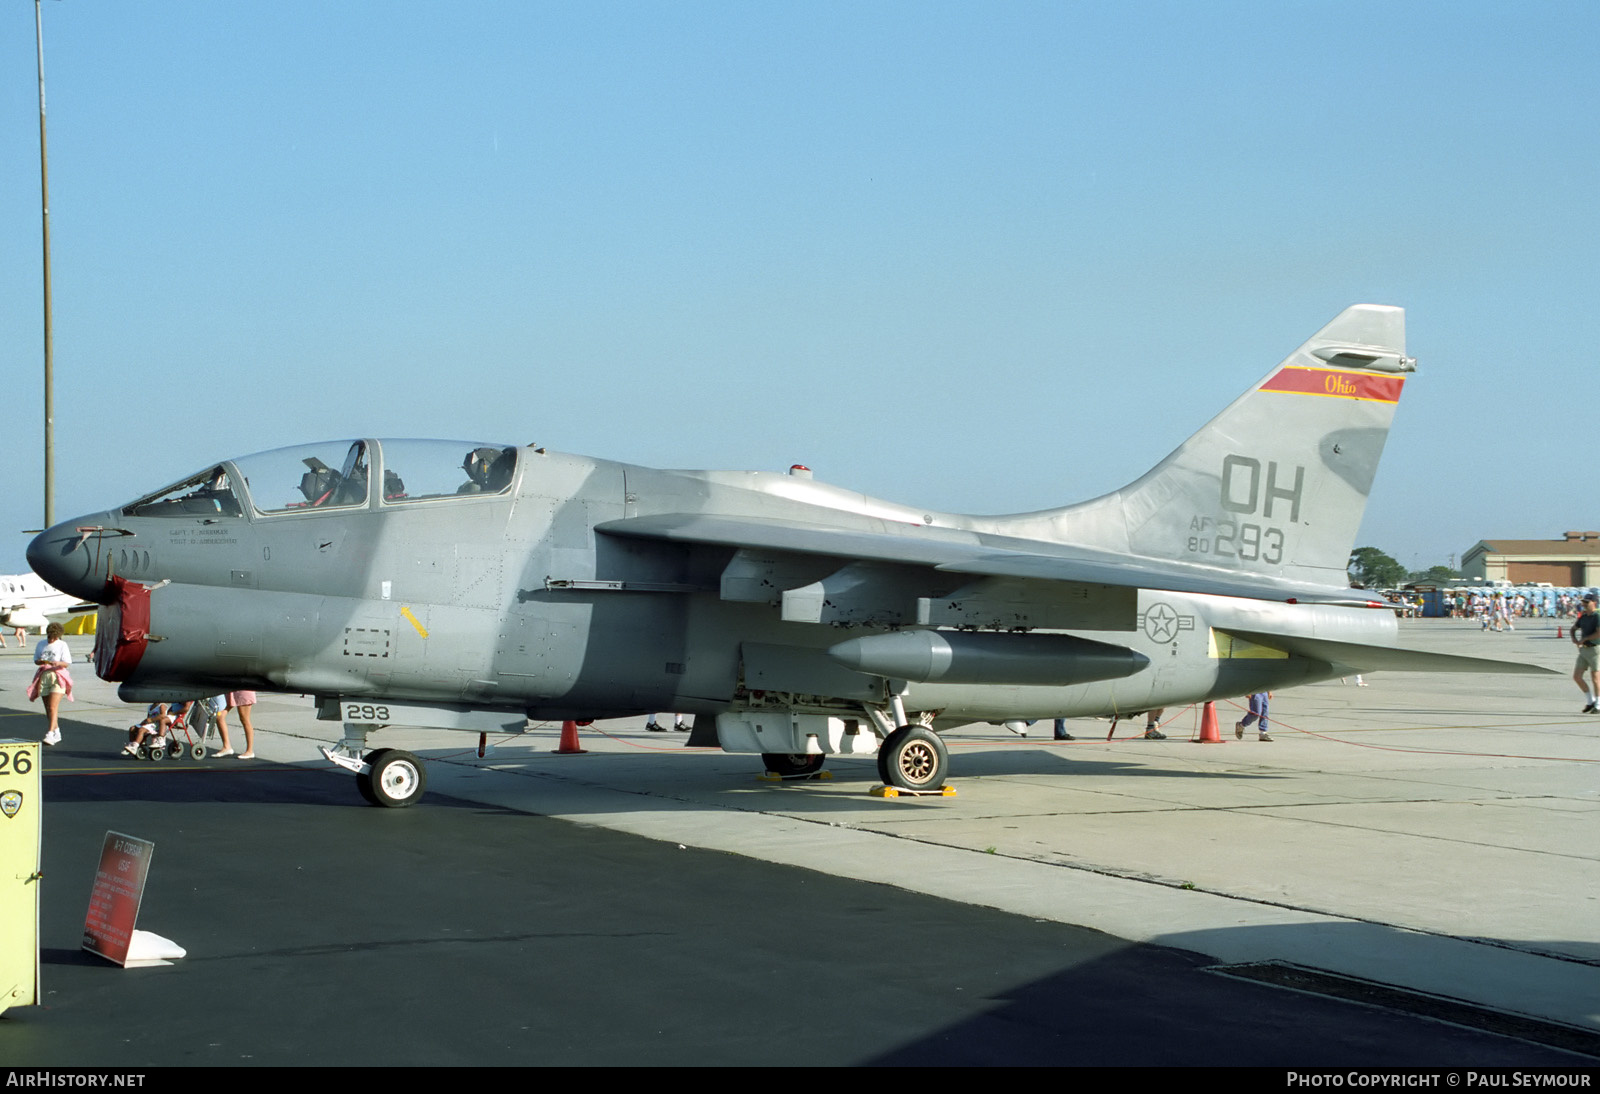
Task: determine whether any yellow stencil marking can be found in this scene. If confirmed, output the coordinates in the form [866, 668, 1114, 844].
[1208, 629, 1287, 660]
[400, 605, 429, 638]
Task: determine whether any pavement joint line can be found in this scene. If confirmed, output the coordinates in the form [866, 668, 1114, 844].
[44, 763, 301, 777]
[1204, 962, 1600, 1061]
[813, 825, 1600, 974]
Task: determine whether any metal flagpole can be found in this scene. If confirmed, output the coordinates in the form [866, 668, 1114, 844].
[35, 0, 55, 528]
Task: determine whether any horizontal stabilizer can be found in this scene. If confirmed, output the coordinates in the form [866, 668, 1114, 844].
[1220, 629, 1555, 675]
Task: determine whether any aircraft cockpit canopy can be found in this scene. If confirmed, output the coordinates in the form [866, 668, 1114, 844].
[122, 440, 519, 519]
[377, 439, 517, 503]
[124, 465, 245, 519]
[231, 441, 373, 513]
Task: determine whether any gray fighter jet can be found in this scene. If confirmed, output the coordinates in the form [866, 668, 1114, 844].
[28, 304, 1542, 806]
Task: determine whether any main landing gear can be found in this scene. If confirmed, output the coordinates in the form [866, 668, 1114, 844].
[758, 724, 950, 792]
[877, 725, 948, 792]
[761, 753, 826, 778]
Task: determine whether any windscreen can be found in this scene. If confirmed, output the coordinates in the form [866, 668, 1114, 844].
[125, 467, 245, 518]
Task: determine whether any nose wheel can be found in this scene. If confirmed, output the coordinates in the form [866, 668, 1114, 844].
[357, 748, 427, 808]
[324, 722, 428, 808]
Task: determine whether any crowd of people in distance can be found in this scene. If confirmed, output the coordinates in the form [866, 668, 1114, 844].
[1437, 589, 1595, 630]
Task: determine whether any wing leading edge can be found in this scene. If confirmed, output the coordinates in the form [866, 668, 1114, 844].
[594, 513, 1377, 607]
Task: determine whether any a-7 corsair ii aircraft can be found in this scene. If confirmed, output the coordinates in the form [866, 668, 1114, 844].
[29, 305, 1541, 806]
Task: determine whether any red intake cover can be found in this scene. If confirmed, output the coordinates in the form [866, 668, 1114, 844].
[94, 575, 149, 682]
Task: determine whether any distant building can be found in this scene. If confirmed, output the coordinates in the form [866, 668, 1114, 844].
[1460, 531, 1600, 585]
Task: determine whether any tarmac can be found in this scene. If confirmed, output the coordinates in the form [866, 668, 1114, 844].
[1, 614, 1597, 1065]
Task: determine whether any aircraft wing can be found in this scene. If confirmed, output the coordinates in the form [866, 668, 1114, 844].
[594, 514, 1371, 607]
[1219, 629, 1557, 675]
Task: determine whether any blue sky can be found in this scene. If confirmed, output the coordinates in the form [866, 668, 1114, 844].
[3, 1, 1596, 576]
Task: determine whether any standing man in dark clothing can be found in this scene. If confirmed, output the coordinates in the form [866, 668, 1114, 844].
[1573, 594, 1600, 713]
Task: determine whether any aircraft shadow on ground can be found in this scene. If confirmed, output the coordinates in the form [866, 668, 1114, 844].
[31, 711, 1293, 820]
[31, 713, 525, 814]
[936, 744, 1290, 780]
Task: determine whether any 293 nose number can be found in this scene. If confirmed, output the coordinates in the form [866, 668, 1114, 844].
[340, 703, 392, 724]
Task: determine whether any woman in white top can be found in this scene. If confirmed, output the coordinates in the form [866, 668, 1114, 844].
[34, 621, 72, 745]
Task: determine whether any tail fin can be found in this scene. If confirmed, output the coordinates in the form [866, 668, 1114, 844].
[1002, 305, 1413, 589]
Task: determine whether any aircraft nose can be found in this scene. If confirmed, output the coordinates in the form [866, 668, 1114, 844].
[26, 511, 119, 603]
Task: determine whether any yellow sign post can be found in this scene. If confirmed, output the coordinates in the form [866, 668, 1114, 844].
[0, 739, 42, 1014]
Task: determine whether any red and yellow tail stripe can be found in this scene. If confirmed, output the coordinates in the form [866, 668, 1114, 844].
[1260, 366, 1404, 403]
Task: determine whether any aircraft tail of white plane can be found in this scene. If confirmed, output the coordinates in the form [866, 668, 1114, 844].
[998, 304, 1413, 591]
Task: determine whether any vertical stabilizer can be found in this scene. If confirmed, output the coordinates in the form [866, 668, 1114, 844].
[1001, 305, 1412, 589]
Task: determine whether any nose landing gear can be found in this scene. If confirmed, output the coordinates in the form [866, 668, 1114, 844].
[357, 748, 427, 808]
[320, 722, 428, 808]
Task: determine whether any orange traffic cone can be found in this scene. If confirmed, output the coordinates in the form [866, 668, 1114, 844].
[1194, 701, 1224, 744]
[552, 719, 587, 755]
[1557, 626, 1564, 639]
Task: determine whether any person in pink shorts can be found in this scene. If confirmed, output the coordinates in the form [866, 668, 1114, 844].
[215, 691, 259, 759]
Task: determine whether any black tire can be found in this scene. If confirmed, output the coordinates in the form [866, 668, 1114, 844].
[366, 749, 426, 808]
[761, 753, 825, 778]
[355, 749, 386, 805]
[876, 726, 948, 791]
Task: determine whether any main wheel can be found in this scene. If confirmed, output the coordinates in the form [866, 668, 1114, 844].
[147, 745, 165, 762]
[876, 726, 948, 791]
[364, 749, 426, 808]
[191, 744, 207, 760]
[761, 753, 825, 778]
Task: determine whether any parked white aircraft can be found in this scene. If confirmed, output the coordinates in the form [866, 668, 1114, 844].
[0, 572, 91, 637]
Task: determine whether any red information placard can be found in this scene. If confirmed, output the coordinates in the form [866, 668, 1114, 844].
[82, 831, 154, 966]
